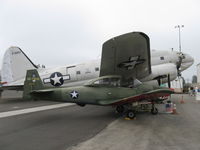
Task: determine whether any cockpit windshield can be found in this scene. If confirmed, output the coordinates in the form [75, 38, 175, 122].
[85, 76, 142, 87]
[85, 76, 121, 87]
[133, 79, 142, 87]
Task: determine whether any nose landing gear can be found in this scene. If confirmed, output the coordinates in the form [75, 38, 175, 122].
[151, 103, 158, 115]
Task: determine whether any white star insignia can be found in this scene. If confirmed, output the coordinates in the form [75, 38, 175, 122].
[70, 91, 79, 99]
[51, 73, 62, 85]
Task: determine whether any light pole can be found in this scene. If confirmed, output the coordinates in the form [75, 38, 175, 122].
[175, 25, 184, 52]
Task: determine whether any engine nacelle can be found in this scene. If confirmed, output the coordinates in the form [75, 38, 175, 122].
[141, 63, 177, 83]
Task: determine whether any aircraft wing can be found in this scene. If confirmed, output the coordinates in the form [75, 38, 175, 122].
[100, 32, 151, 86]
[0, 85, 23, 91]
[31, 89, 54, 93]
[98, 88, 173, 106]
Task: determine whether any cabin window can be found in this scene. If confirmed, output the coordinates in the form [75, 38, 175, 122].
[76, 71, 81, 75]
[95, 67, 99, 71]
[160, 57, 164, 60]
[85, 68, 91, 74]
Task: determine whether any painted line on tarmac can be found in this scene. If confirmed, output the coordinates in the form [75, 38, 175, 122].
[0, 103, 74, 119]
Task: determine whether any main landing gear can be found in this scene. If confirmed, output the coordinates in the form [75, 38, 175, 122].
[116, 105, 125, 114]
[115, 102, 159, 119]
[115, 104, 136, 119]
[151, 103, 158, 115]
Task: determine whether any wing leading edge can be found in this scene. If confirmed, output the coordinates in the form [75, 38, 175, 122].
[98, 88, 174, 106]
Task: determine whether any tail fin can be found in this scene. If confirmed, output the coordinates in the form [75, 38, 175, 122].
[1, 46, 37, 85]
[23, 69, 44, 99]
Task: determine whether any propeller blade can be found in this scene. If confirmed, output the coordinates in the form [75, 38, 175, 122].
[167, 74, 171, 88]
[178, 76, 182, 90]
[157, 79, 161, 86]
[176, 52, 185, 76]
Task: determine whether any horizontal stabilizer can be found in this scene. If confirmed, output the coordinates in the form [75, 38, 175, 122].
[31, 89, 54, 93]
[23, 69, 44, 99]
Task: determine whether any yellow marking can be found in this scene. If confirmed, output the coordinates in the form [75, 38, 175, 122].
[124, 117, 131, 120]
[32, 77, 40, 80]
[28, 83, 35, 85]
[124, 117, 136, 120]
[27, 77, 40, 81]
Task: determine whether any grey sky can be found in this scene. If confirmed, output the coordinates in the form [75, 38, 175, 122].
[0, 0, 200, 82]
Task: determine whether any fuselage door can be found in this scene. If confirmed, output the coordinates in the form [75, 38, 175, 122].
[66, 66, 77, 82]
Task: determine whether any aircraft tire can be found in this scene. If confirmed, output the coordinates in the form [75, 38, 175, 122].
[116, 105, 125, 113]
[76, 103, 86, 107]
[127, 110, 136, 119]
[151, 107, 158, 115]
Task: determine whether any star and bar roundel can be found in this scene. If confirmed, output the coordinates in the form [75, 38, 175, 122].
[118, 56, 145, 70]
[43, 72, 70, 87]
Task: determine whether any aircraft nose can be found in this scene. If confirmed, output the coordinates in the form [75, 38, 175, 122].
[180, 53, 194, 71]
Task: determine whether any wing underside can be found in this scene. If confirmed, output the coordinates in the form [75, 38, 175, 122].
[100, 32, 151, 86]
[98, 89, 173, 106]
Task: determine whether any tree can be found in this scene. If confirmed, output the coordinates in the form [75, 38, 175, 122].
[192, 75, 197, 83]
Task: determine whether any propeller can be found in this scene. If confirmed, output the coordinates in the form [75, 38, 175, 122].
[176, 52, 185, 92]
[176, 52, 185, 77]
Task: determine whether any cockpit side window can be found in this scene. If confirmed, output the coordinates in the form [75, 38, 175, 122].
[133, 79, 142, 87]
[92, 77, 121, 87]
[160, 56, 164, 60]
[95, 67, 99, 71]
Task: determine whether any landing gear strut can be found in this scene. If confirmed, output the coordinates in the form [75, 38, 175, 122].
[116, 104, 136, 119]
[151, 103, 158, 115]
[116, 105, 125, 113]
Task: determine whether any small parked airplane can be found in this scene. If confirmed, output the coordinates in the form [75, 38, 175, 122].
[23, 69, 174, 119]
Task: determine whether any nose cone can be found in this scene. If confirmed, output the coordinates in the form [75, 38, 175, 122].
[180, 53, 194, 71]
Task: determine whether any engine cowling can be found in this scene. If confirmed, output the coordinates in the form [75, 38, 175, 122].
[141, 63, 177, 83]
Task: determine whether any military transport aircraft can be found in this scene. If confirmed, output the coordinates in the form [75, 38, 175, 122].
[0, 32, 193, 91]
[0, 32, 176, 118]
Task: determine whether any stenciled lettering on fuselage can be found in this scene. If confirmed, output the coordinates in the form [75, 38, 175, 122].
[70, 90, 79, 99]
[118, 56, 145, 70]
[11, 51, 21, 55]
[43, 72, 70, 87]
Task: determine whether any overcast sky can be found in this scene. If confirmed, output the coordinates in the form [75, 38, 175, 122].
[0, 0, 200, 82]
